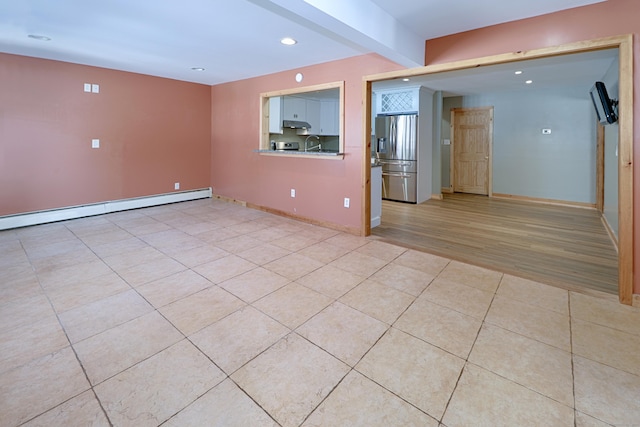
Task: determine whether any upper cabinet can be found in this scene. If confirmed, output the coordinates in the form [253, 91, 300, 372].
[374, 87, 421, 115]
[319, 99, 339, 136]
[283, 96, 308, 121]
[305, 99, 321, 131]
[272, 92, 339, 136]
[269, 96, 321, 134]
[269, 97, 283, 134]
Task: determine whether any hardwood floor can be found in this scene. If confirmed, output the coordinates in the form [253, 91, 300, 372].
[371, 193, 618, 295]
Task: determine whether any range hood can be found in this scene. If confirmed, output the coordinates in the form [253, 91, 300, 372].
[282, 120, 312, 130]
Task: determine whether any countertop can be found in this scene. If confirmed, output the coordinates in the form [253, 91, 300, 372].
[255, 149, 343, 157]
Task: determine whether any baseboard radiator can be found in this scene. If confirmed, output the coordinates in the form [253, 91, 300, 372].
[0, 188, 212, 231]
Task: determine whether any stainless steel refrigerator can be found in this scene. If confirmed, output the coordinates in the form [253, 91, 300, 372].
[374, 114, 418, 203]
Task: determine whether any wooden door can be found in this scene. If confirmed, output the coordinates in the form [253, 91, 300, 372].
[452, 107, 493, 195]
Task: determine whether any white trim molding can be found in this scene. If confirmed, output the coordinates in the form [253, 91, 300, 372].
[0, 188, 212, 230]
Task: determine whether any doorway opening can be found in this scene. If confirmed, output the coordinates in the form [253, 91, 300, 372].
[362, 35, 633, 304]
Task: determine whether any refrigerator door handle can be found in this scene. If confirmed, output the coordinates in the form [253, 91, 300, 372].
[390, 118, 396, 156]
[382, 172, 412, 178]
[379, 161, 411, 167]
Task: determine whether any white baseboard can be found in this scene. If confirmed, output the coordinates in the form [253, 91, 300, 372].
[371, 216, 381, 228]
[0, 188, 212, 230]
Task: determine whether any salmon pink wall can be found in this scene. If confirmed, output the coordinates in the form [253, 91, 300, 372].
[0, 53, 211, 216]
[423, 0, 639, 294]
[210, 54, 402, 232]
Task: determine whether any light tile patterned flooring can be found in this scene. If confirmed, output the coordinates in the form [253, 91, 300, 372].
[1, 198, 640, 426]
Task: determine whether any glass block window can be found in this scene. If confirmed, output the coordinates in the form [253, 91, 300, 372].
[380, 91, 413, 113]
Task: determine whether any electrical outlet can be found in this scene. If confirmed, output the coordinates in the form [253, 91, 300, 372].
[344, 197, 350, 208]
[174, 182, 180, 190]
[291, 189, 296, 198]
[91, 84, 100, 93]
[84, 83, 91, 92]
[91, 139, 99, 149]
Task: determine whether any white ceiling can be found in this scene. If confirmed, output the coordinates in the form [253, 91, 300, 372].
[370, 0, 604, 41]
[0, 0, 607, 87]
[373, 48, 619, 95]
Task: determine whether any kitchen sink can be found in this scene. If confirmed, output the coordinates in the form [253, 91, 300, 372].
[309, 149, 339, 153]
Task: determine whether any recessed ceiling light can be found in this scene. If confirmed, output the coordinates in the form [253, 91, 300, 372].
[525, 80, 533, 84]
[191, 67, 205, 71]
[514, 70, 523, 75]
[280, 37, 297, 46]
[28, 34, 51, 41]
[402, 78, 410, 82]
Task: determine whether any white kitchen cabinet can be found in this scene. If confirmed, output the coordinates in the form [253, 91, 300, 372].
[319, 99, 338, 135]
[269, 96, 283, 134]
[283, 96, 307, 121]
[281, 95, 339, 135]
[305, 99, 320, 132]
[375, 87, 421, 115]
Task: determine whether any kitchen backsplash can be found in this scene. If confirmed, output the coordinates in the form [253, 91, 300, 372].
[269, 128, 339, 151]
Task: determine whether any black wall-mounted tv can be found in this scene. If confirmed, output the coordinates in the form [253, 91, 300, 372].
[589, 81, 618, 125]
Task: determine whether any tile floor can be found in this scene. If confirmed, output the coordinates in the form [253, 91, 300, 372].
[1, 198, 640, 426]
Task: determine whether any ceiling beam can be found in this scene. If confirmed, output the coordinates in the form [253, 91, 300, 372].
[248, 0, 424, 68]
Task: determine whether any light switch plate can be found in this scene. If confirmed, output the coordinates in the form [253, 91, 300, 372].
[542, 129, 552, 134]
[290, 189, 296, 198]
[174, 182, 180, 190]
[91, 139, 100, 149]
[84, 83, 91, 92]
[91, 84, 100, 93]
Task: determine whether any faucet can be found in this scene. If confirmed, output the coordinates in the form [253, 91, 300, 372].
[304, 135, 321, 152]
